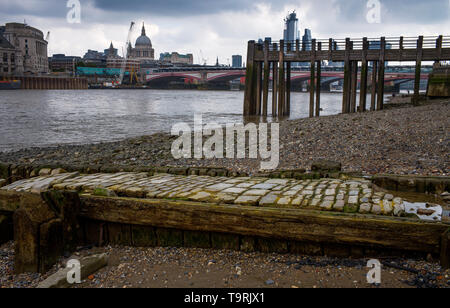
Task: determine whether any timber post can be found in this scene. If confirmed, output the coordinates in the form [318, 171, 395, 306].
[243, 40, 256, 116]
[278, 40, 285, 117]
[359, 37, 368, 112]
[262, 40, 270, 117]
[342, 38, 351, 114]
[286, 42, 292, 116]
[376, 37, 386, 111]
[413, 36, 423, 104]
[309, 39, 316, 118]
[272, 43, 278, 117]
[315, 42, 322, 117]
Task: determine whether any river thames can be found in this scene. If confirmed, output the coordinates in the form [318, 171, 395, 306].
[0, 89, 362, 152]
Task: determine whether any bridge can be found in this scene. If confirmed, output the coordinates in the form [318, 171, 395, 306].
[144, 67, 430, 89]
[243, 35, 450, 117]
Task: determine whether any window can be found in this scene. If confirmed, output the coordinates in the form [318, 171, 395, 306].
[3, 67, 8, 73]
[3, 53, 7, 62]
[11, 53, 15, 63]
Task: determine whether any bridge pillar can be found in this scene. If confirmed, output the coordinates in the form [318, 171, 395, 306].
[413, 36, 423, 104]
[359, 38, 369, 112]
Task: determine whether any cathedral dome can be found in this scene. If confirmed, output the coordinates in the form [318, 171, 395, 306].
[135, 23, 152, 47]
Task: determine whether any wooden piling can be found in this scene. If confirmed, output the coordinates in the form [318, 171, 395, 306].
[262, 41, 270, 117]
[243, 41, 256, 116]
[286, 42, 292, 116]
[256, 61, 262, 115]
[309, 39, 316, 118]
[315, 42, 322, 117]
[359, 38, 368, 112]
[376, 37, 386, 111]
[413, 36, 423, 104]
[272, 43, 278, 117]
[342, 38, 351, 114]
[278, 40, 285, 117]
[370, 61, 378, 111]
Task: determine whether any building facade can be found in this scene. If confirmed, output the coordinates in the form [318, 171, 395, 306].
[48, 54, 82, 72]
[160, 52, 193, 65]
[232, 55, 242, 68]
[1, 23, 48, 74]
[0, 32, 23, 76]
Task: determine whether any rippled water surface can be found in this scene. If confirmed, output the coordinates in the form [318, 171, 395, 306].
[0, 89, 363, 152]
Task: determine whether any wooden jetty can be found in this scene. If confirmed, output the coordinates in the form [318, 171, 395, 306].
[244, 35, 450, 117]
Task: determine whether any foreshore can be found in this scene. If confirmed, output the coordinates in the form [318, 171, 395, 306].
[1, 98, 448, 177]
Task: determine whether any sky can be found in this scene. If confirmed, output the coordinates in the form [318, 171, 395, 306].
[1, 0, 449, 65]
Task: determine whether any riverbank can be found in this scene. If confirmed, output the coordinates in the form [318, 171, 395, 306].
[1, 98, 448, 177]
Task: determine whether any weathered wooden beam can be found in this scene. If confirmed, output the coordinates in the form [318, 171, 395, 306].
[359, 38, 368, 112]
[262, 41, 270, 117]
[256, 61, 262, 116]
[79, 195, 450, 254]
[441, 229, 450, 269]
[243, 41, 256, 116]
[413, 36, 424, 104]
[315, 43, 322, 117]
[342, 38, 351, 114]
[272, 42, 278, 117]
[309, 39, 316, 118]
[286, 42, 292, 116]
[350, 61, 358, 113]
[278, 40, 285, 117]
[377, 37, 386, 111]
[370, 61, 378, 111]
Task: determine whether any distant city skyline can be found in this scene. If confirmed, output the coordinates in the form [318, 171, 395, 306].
[1, 0, 449, 65]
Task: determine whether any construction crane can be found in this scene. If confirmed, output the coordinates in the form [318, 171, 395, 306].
[119, 21, 135, 85]
[199, 50, 208, 66]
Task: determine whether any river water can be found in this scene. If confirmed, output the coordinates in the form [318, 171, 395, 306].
[0, 89, 371, 152]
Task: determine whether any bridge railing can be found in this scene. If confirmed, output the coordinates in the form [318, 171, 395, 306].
[259, 35, 450, 52]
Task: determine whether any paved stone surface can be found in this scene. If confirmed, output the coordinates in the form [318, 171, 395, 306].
[0, 170, 425, 218]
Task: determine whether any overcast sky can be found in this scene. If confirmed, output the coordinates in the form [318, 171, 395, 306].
[1, 0, 449, 65]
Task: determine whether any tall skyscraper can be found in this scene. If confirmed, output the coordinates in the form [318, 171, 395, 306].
[302, 29, 312, 51]
[283, 11, 300, 42]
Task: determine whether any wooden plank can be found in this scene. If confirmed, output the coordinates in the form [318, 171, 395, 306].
[243, 41, 256, 116]
[315, 43, 322, 117]
[79, 195, 449, 254]
[441, 229, 450, 269]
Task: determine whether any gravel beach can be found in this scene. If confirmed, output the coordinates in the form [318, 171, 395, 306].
[1, 241, 449, 289]
[1, 99, 448, 177]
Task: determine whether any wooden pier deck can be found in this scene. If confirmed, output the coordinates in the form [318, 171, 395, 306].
[244, 35, 450, 117]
